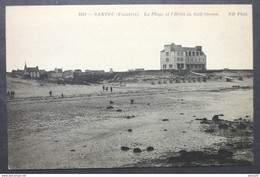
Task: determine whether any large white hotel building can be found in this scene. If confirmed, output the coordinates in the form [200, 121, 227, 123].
[160, 43, 207, 71]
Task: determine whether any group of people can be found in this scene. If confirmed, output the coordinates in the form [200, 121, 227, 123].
[7, 91, 15, 99]
[102, 85, 113, 92]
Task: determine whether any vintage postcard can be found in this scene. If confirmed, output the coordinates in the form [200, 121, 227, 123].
[6, 5, 253, 169]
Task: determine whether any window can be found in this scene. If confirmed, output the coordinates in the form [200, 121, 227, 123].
[177, 51, 180, 56]
[196, 52, 199, 55]
[163, 64, 167, 69]
[166, 52, 169, 56]
[183, 51, 185, 56]
[195, 65, 197, 68]
[191, 58, 193, 62]
[166, 58, 169, 62]
[177, 58, 180, 62]
[189, 51, 191, 55]
[186, 51, 188, 55]
[181, 58, 184, 62]
[169, 64, 173, 69]
[193, 52, 195, 55]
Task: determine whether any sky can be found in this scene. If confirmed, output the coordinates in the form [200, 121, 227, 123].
[6, 5, 253, 72]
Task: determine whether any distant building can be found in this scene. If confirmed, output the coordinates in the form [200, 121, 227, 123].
[55, 68, 62, 73]
[135, 68, 145, 71]
[75, 69, 82, 73]
[85, 70, 105, 74]
[39, 70, 48, 78]
[109, 68, 113, 73]
[11, 69, 24, 77]
[62, 70, 74, 79]
[48, 68, 63, 78]
[74, 69, 83, 77]
[23, 63, 40, 78]
[160, 43, 207, 70]
[39, 70, 47, 74]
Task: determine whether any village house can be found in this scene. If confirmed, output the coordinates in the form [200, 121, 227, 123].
[135, 68, 145, 71]
[62, 70, 74, 79]
[11, 69, 24, 77]
[48, 68, 63, 78]
[74, 69, 83, 78]
[23, 63, 40, 78]
[160, 43, 207, 71]
[39, 70, 48, 78]
[85, 69, 105, 75]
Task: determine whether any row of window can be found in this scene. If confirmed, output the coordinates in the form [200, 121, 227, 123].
[165, 51, 203, 56]
[187, 64, 205, 69]
[187, 58, 206, 62]
[186, 51, 203, 56]
[177, 58, 184, 62]
[163, 64, 205, 69]
[163, 64, 173, 69]
[177, 64, 184, 69]
[165, 58, 206, 62]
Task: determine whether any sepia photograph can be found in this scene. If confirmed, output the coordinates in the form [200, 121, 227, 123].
[6, 5, 253, 169]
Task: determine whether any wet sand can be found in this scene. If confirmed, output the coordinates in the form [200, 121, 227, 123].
[7, 79, 253, 169]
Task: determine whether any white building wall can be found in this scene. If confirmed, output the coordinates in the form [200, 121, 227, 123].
[160, 43, 206, 71]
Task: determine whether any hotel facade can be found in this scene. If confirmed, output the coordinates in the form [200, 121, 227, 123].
[160, 43, 207, 71]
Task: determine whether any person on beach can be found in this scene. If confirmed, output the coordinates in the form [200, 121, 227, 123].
[106, 86, 108, 91]
[10, 91, 15, 98]
[10, 91, 13, 99]
[102, 85, 105, 91]
[110, 87, 113, 92]
[49, 91, 52, 97]
[7, 91, 10, 98]
[61, 93, 64, 98]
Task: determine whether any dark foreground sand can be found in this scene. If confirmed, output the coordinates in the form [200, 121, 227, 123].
[7, 79, 253, 169]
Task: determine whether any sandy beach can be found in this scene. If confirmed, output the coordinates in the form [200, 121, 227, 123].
[7, 75, 253, 169]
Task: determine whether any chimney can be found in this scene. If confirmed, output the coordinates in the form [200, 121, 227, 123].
[196, 46, 202, 51]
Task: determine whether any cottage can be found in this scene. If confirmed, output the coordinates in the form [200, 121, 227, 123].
[48, 68, 63, 78]
[62, 70, 74, 79]
[85, 70, 105, 74]
[74, 69, 83, 78]
[11, 69, 24, 77]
